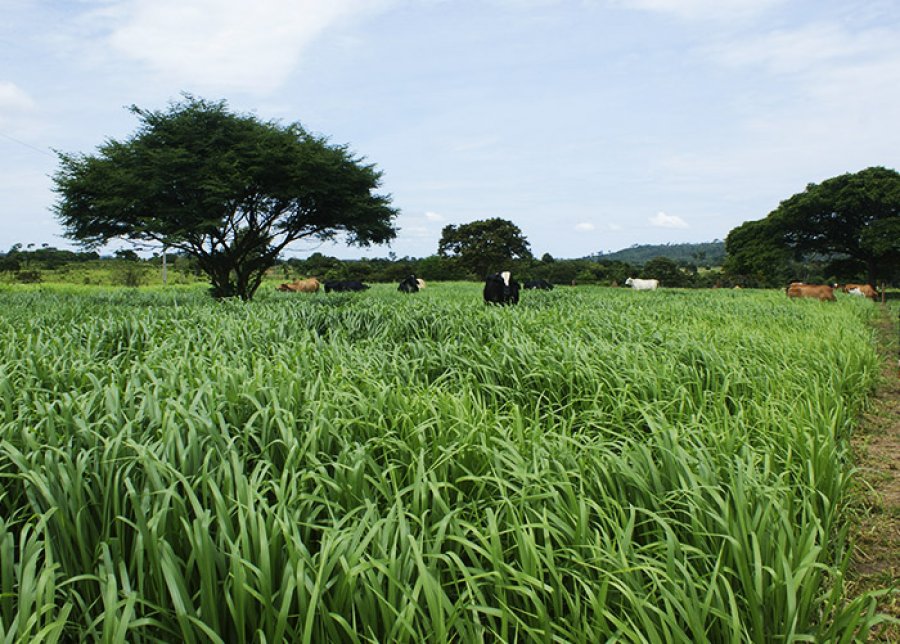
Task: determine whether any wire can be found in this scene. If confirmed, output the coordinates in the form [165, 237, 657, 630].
[0, 131, 54, 157]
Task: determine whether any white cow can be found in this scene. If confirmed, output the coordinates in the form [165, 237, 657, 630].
[625, 277, 659, 291]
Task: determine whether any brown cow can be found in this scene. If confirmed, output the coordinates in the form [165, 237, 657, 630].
[836, 283, 878, 301]
[276, 277, 320, 293]
[786, 282, 835, 302]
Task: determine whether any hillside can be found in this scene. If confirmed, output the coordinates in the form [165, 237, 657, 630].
[593, 241, 725, 266]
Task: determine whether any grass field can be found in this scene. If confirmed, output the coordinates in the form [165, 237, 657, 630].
[0, 283, 892, 642]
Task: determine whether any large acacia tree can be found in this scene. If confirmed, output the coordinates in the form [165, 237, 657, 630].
[437, 217, 532, 278]
[53, 96, 398, 299]
[725, 166, 899, 286]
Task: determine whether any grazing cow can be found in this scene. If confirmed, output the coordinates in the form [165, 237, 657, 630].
[786, 282, 835, 302]
[416, 278, 427, 290]
[625, 277, 659, 291]
[276, 277, 320, 293]
[324, 280, 370, 293]
[483, 271, 520, 305]
[836, 283, 879, 301]
[398, 275, 420, 293]
[524, 279, 554, 290]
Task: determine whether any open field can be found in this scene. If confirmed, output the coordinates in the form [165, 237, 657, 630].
[0, 283, 894, 642]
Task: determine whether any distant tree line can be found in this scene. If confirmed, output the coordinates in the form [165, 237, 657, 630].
[0, 245, 202, 287]
[278, 252, 728, 288]
[0, 243, 100, 271]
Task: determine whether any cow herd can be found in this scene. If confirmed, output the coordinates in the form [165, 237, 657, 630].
[276, 274, 882, 304]
[276, 272, 542, 305]
[275, 278, 371, 293]
[786, 282, 881, 302]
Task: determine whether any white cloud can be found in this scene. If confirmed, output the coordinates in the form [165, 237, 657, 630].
[650, 211, 688, 228]
[424, 211, 445, 222]
[574, 222, 595, 231]
[104, 0, 392, 93]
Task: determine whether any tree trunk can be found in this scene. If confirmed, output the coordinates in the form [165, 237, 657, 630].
[866, 259, 878, 287]
[201, 256, 238, 299]
[195, 247, 276, 300]
[233, 261, 268, 301]
[234, 268, 253, 301]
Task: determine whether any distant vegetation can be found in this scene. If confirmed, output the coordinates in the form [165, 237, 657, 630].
[0, 245, 722, 289]
[3, 239, 893, 291]
[592, 241, 726, 267]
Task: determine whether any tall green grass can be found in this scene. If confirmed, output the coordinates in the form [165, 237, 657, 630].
[0, 283, 889, 641]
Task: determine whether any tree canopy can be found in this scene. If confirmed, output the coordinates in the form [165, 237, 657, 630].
[642, 256, 691, 287]
[725, 166, 899, 286]
[53, 96, 398, 299]
[437, 218, 532, 278]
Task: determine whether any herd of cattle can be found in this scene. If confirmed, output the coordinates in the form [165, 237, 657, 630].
[276, 278, 370, 293]
[276, 275, 882, 304]
[786, 282, 880, 302]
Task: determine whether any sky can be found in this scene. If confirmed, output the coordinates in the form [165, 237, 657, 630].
[1, 0, 898, 260]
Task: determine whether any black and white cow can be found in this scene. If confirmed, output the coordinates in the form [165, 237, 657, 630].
[523, 279, 553, 290]
[397, 275, 420, 293]
[324, 280, 370, 293]
[483, 271, 520, 305]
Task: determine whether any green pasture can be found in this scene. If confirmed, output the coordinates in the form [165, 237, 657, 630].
[0, 283, 891, 642]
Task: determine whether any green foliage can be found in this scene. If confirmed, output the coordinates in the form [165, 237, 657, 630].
[727, 166, 899, 286]
[410, 254, 472, 281]
[438, 217, 532, 278]
[14, 270, 42, 284]
[724, 219, 794, 287]
[114, 263, 148, 288]
[52, 95, 398, 300]
[641, 256, 692, 287]
[0, 255, 19, 272]
[113, 249, 140, 261]
[0, 284, 889, 641]
[2, 245, 99, 271]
